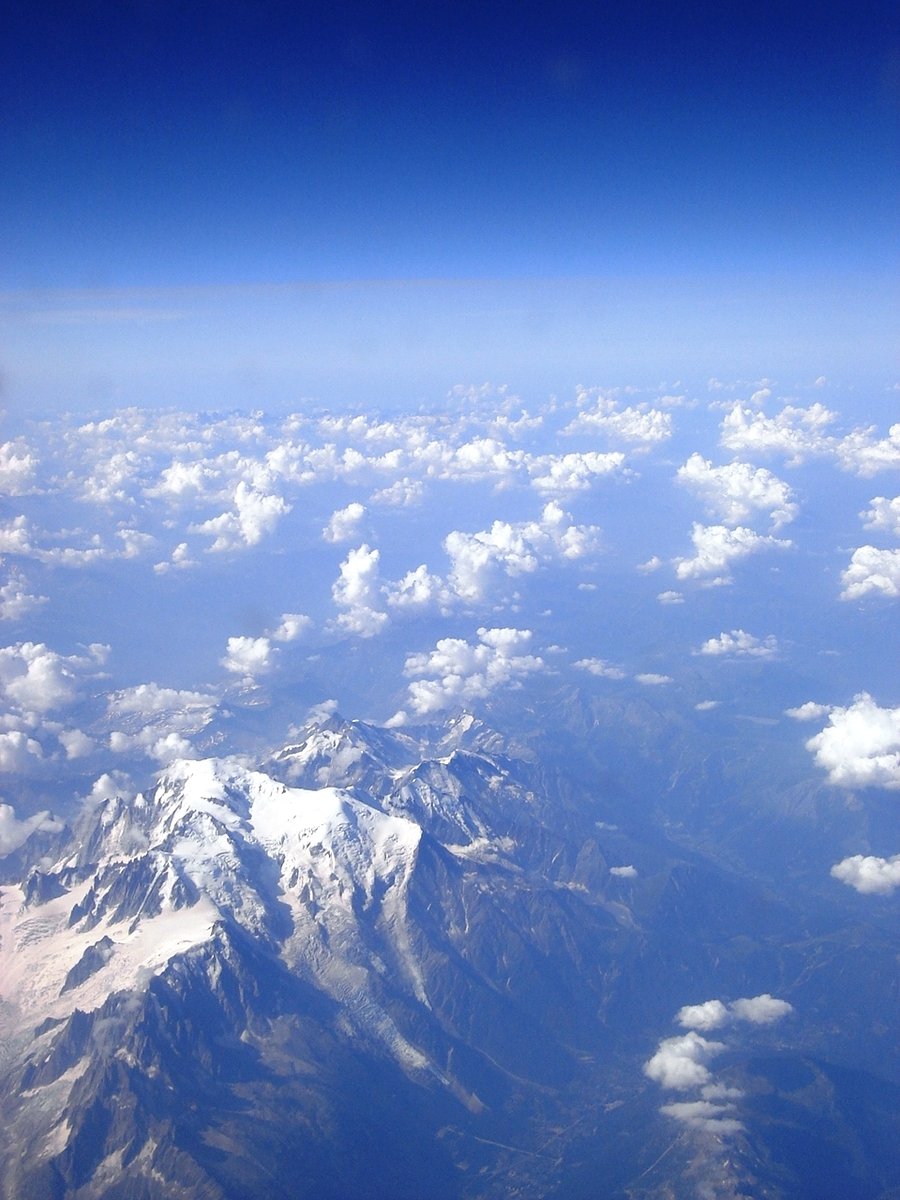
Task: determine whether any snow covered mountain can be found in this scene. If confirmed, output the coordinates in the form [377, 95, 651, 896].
[1, 708, 898, 1199]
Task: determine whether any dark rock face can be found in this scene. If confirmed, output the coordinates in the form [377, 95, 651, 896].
[1, 707, 898, 1199]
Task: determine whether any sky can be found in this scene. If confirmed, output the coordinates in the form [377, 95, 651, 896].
[0, 0, 897, 411]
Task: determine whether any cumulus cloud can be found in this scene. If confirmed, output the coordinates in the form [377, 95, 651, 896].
[331, 544, 388, 637]
[0, 641, 108, 715]
[674, 523, 790, 583]
[0, 730, 45, 772]
[658, 1098, 744, 1135]
[729, 994, 794, 1024]
[108, 682, 218, 716]
[400, 627, 544, 718]
[609, 864, 637, 878]
[58, 728, 95, 759]
[831, 853, 900, 895]
[565, 388, 673, 445]
[0, 802, 62, 855]
[676, 1000, 730, 1031]
[0, 571, 48, 620]
[840, 546, 900, 600]
[695, 700, 720, 711]
[643, 1033, 726, 1090]
[191, 481, 290, 552]
[369, 477, 424, 507]
[269, 612, 311, 642]
[575, 658, 626, 680]
[385, 565, 454, 614]
[676, 453, 797, 530]
[785, 701, 831, 721]
[657, 590, 684, 605]
[435, 503, 601, 605]
[805, 693, 900, 790]
[719, 400, 835, 464]
[697, 630, 779, 658]
[635, 673, 672, 686]
[323, 502, 366, 543]
[529, 451, 626, 495]
[105, 682, 220, 762]
[835, 424, 900, 477]
[862, 496, 900, 537]
[0, 441, 39, 495]
[221, 635, 275, 677]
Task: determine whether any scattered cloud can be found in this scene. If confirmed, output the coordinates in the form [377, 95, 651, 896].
[643, 1032, 726, 1090]
[635, 673, 672, 686]
[0, 641, 108, 715]
[657, 590, 684, 605]
[323, 502, 366, 543]
[0, 802, 62, 854]
[840, 546, 900, 600]
[331, 544, 388, 637]
[565, 387, 673, 445]
[831, 853, 900, 895]
[222, 635, 275, 677]
[676, 453, 797, 530]
[575, 658, 627, 680]
[805, 693, 900, 790]
[609, 864, 637, 878]
[697, 630, 779, 658]
[785, 701, 831, 721]
[674, 523, 791, 583]
[398, 627, 544, 719]
[862, 496, 900, 537]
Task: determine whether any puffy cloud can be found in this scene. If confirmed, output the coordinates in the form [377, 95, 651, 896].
[719, 400, 835, 464]
[676, 453, 797, 530]
[270, 612, 311, 642]
[444, 503, 601, 603]
[862, 495, 900, 537]
[658, 1099, 744, 1135]
[698, 630, 779, 658]
[575, 658, 626, 680]
[674, 523, 790, 583]
[323, 502, 366, 544]
[385, 565, 454, 614]
[609, 864, 637, 878]
[221, 635, 275, 677]
[0, 571, 48, 621]
[785, 701, 831, 721]
[191, 481, 290, 552]
[695, 700, 720, 711]
[0, 730, 44, 772]
[401, 627, 544, 718]
[835, 424, 900, 477]
[108, 683, 218, 716]
[635, 673, 672, 686]
[840, 546, 900, 600]
[153, 542, 199, 574]
[106, 682, 219, 762]
[0, 802, 62, 855]
[637, 556, 662, 573]
[0, 441, 38, 495]
[369, 477, 424, 507]
[831, 853, 900, 895]
[565, 388, 673, 445]
[331, 544, 388, 637]
[529, 451, 626, 495]
[729, 994, 794, 1025]
[643, 1032, 725, 1090]
[805, 693, 900, 790]
[676, 1000, 730, 1031]
[58, 728, 95, 759]
[0, 641, 108, 714]
[656, 590, 684, 605]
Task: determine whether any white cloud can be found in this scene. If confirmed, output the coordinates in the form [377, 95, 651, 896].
[862, 496, 900, 537]
[674, 523, 790, 583]
[58, 728, 95, 759]
[805, 693, 900, 790]
[658, 1099, 744, 1135]
[0, 802, 62, 854]
[574, 658, 626, 680]
[676, 453, 797, 530]
[323, 502, 366, 544]
[635, 673, 672, 686]
[270, 612, 312, 642]
[221, 635, 275, 677]
[657, 590, 684, 605]
[529, 451, 626, 495]
[0, 441, 38, 495]
[108, 682, 218, 716]
[719, 400, 835, 464]
[0, 641, 108, 714]
[443, 503, 601, 603]
[643, 1032, 726, 1090]
[695, 700, 720, 711]
[565, 388, 673, 444]
[676, 1000, 730, 1031]
[401, 627, 544, 717]
[609, 864, 637, 878]
[698, 630, 779, 658]
[835, 423, 900, 477]
[369, 477, 424, 507]
[785, 701, 831, 721]
[729, 994, 793, 1024]
[331, 544, 388, 637]
[0, 730, 45, 772]
[385, 565, 454, 614]
[840, 546, 900, 600]
[0, 572, 48, 621]
[831, 853, 900, 895]
[637, 556, 663, 573]
[191, 481, 290, 552]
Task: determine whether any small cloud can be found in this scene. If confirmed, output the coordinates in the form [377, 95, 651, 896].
[323, 502, 366, 544]
[222, 635, 274, 678]
[270, 613, 311, 642]
[657, 590, 684, 605]
[729, 994, 793, 1025]
[635, 673, 672, 686]
[637, 556, 662, 574]
[698, 630, 779, 658]
[643, 1032, 726, 1090]
[575, 657, 626, 680]
[805, 693, 900, 790]
[840, 546, 900, 601]
[785, 701, 831, 721]
[695, 700, 720, 711]
[609, 864, 637, 878]
[675, 999, 730, 1031]
[831, 853, 900, 895]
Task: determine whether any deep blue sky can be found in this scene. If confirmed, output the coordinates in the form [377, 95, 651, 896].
[1, 1, 897, 408]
